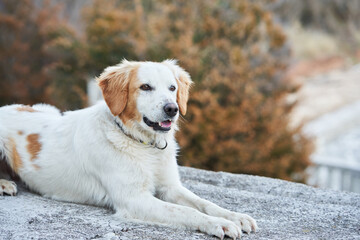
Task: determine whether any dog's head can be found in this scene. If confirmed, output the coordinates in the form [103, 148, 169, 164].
[97, 60, 192, 134]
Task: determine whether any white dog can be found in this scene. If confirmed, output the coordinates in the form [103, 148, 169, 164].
[0, 60, 257, 239]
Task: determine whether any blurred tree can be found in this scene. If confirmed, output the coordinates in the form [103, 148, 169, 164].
[0, 0, 86, 110]
[82, 0, 143, 76]
[154, 1, 312, 181]
[83, 0, 312, 182]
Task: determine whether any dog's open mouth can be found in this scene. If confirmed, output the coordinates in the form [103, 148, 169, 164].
[143, 116, 172, 132]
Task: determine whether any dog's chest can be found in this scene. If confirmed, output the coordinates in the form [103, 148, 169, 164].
[127, 147, 172, 194]
[146, 154, 164, 188]
[105, 130, 177, 195]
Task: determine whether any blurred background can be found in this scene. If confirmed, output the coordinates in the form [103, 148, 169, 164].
[0, 0, 359, 192]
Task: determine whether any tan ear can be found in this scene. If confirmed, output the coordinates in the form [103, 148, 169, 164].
[97, 60, 139, 116]
[162, 60, 193, 115]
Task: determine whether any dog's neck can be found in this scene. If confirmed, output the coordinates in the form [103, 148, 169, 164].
[114, 117, 168, 150]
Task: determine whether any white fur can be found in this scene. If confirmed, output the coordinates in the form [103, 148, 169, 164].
[0, 60, 257, 239]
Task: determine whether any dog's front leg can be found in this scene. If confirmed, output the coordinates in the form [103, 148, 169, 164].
[160, 185, 258, 234]
[113, 191, 242, 239]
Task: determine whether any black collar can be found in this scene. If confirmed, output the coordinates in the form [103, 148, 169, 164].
[114, 119, 168, 150]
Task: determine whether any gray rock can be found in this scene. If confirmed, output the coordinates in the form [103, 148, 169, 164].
[1, 167, 359, 240]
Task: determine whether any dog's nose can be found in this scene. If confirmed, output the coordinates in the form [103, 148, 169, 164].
[163, 103, 178, 117]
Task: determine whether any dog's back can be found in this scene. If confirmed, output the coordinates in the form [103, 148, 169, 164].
[0, 103, 115, 205]
[0, 104, 62, 196]
[0, 104, 61, 164]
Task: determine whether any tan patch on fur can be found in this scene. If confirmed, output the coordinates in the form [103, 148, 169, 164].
[119, 68, 142, 125]
[97, 61, 141, 126]
[32, 164, 41, 170]
[97, 61, 141, 117]
[16, 105, 38, 112]
[26, 134, 41, 161]
[9, 138, 22, 173]
[98, 73, 128, 116]
[18, 130, 23, 135]
[176, 74, 192, 115]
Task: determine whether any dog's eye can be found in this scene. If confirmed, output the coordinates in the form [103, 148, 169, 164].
[169, 85, 176, 92]
[140, 84, 152, 91]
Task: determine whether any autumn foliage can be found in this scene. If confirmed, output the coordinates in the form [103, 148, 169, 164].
[0, 0, 312, 181]
[0, 0, 86, 109]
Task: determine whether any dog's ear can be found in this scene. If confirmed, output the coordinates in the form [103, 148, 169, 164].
[176, 71, 192, 115]
[97, 60, 139, 116]
[162, 60, 193, 115]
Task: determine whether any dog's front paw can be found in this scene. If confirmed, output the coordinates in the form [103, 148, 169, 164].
[228, 213, 258, 234]
[199, 217, 242, 240]
[0, 179, 17, 196]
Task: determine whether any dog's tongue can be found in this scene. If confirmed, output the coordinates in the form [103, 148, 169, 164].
[160, 120, 172, 128]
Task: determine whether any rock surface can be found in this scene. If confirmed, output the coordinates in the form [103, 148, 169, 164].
[1, 167, 359, 240]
